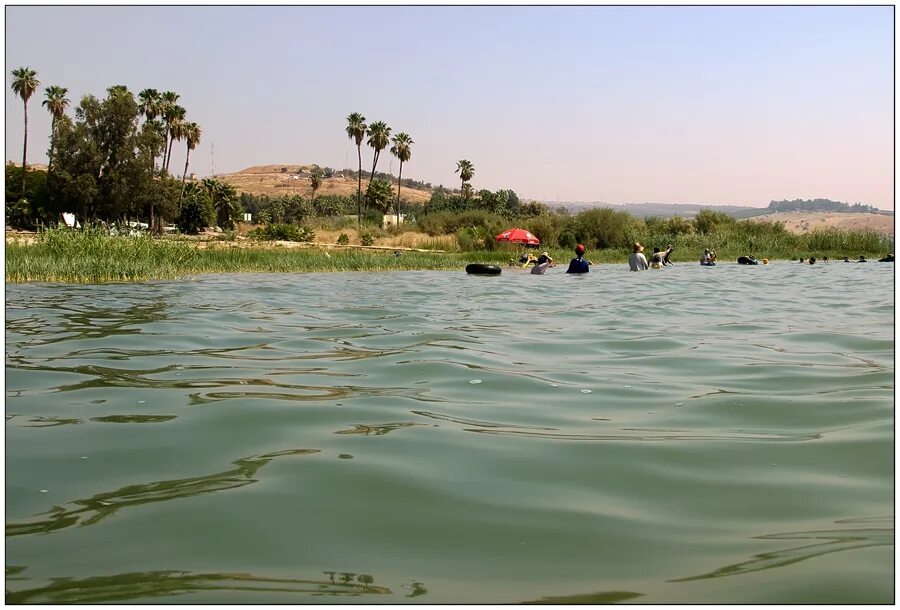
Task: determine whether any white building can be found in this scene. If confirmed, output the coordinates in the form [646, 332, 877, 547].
[382, 214, 406, 228]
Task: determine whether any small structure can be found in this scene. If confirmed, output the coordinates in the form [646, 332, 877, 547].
[60, 212, 80, 229]
[383, 213, 406, 228]
[243, 213, 252, 222]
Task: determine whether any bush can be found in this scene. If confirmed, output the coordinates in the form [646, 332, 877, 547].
[456, 227, 482, 251]
[525, 215, 559, 249]
[360, 231, 375, 246]
[178, 190, 215, 234]
[572, 207, 633, 249]
[365, 179, 394, 214]
[337, 233, 350, 245]
[557, 231, 577, 250]
[6, 198, 36, 231]
[694, 209, 735, 234]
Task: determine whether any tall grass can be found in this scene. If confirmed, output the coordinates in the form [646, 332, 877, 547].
[628, 224, 892, 263]
[7, 228, 200, 283]
[6, 225, 894, 284]
[6, 228, 482, 283]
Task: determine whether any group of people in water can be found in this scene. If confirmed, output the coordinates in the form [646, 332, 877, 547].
[796, 254, 894, 264]
[515, 244, 895, 274]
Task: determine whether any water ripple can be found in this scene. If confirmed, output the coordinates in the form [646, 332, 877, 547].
[5, 266, 893, 604]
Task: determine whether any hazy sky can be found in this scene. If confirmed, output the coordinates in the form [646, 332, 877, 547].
[5, 5, 894, 209]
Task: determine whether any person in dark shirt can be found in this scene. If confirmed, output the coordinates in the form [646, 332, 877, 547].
[566, 244, 590, 274]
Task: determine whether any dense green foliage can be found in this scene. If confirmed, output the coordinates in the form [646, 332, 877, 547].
[2, 74, 230, 234]
[412, 205, 893, 261]
[365, 179, 394, 214]
[178, 184, 215, 234]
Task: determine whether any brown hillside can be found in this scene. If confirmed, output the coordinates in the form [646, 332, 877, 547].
[212, 164, 433, 203]
[747, 212, 894, 236]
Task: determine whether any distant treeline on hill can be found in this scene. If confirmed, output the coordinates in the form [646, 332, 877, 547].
[768, 198, 883, 214]
[339, 168, 435, 192]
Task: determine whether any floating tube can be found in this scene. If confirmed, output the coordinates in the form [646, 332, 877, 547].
[700, 262, 716, 267]
[737, 256, 758, 265]
[466, 263, 502, 275]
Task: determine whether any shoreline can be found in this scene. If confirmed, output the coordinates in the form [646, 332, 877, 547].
[6, 229, 892, 284]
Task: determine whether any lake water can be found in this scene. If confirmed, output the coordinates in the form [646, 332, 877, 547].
[5, 261, 894, 604]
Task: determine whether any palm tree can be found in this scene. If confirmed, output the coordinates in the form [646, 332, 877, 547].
[11, 67, 40, 199]
[202, 177, 238, 229]
[180, 122, 202, 202]
[309, 168, 322, 202]
[41, 85, 69, 174]
[164, 106, 186, 173]
[366, 121, 391, 184]
[138, 88, 161, 122]
[389, 132, 413, 225]
[455, 159, 475, 202]
[345, 112, 367, 226]
[159, 91, 180, 170]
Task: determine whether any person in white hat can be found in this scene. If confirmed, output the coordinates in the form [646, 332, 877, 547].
[628, 242, 648, 271]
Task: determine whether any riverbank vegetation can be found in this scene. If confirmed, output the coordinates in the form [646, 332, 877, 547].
[6, 221, 893, 284]
[5, 228, 476, 283]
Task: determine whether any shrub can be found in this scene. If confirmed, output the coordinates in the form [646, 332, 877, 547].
[572, 207, 632, 249]
[456, 227, 482, 251]
[557, 231, 577, 250]
[360, 231, 375, 246]
[178, 190, 215, 234]
[694, 209, 735, 234]
[6, 198, 36, 231]
[299, 226, 315, 242]
[525, 215, 559, 249]
[365, 179, 394, 214]
[337, 233, 350, 245]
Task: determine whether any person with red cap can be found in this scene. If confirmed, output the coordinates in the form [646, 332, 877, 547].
[566, 244, 590, 274]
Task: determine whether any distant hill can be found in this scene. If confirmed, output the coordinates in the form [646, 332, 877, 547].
[551, 201, 764, 219]
[747, 211, 894, 236]
[549, 200, 893, 222]
[211, 164, 432, 204]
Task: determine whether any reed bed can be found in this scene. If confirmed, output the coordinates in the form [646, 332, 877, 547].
[6, 229, 477, 283]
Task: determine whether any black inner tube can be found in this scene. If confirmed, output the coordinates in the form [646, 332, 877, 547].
[466, 263, 501, 275]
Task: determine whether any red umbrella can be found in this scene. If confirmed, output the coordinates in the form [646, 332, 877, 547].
[495, 228, 540, 246]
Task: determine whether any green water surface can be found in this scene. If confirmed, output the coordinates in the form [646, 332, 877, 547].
[5, 261, 894, 603]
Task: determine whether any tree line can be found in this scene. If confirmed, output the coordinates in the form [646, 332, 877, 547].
[7, 66, 240, 233]
[767, 198, 881, 214]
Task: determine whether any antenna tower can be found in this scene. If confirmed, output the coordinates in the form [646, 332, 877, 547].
[210, 142, 216, 177]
